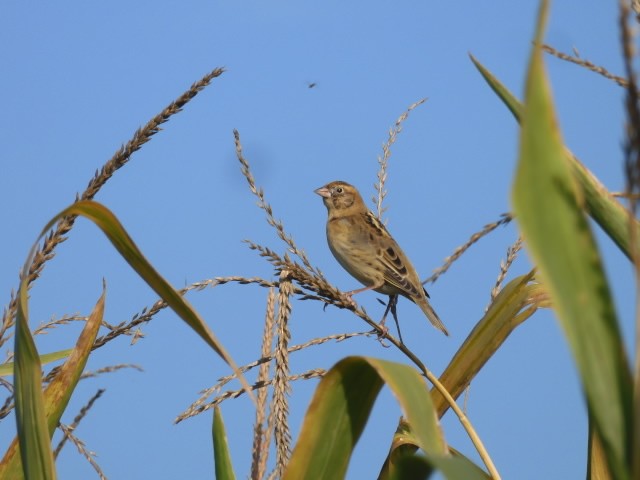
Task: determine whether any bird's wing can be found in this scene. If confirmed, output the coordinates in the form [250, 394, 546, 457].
[363, 212, 424, 299]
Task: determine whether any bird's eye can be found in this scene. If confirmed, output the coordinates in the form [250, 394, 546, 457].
[336, 187, 343, 193]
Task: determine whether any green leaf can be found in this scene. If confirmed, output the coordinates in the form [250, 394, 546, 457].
[0, 349, 73, 377]
[470, 54, 640, 262]
[42, 284, 106, 434]
[379, 419, 433, 480]
[377, 274, 540, 477]
[212, 406, 236, 480]
[379, 420, 491, 480]
[431, 273, 539, 417]
[388, 453, 491, 480]
[387, 453, 431, 480]
[1, 284, 106, 479]
[12, 278, 56, 480]
[470, 55, 523, 120]
[283, 356, 447, 480]
[367, 358, 445, 455]
[34, 200, 251, 401]
[283, 357, 383, 479]
[2, 199, 255, 476]
[512, 1, 632, 478]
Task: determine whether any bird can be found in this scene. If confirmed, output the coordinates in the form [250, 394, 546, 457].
[315, 180, 448, 336]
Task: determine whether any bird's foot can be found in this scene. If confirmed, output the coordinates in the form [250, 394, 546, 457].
[371, 322, 391, 347]
[342, 292, 358, 308]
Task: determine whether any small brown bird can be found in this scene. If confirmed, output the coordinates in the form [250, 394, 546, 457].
[315, 180, 448, 336]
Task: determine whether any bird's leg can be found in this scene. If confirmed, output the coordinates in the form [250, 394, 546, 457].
[379, 295, 394, 328]
[388, 295, 403, 344]
[343, 282, 383, 307]
[372, 294, 400, 342]
[378, 295, 402, 342]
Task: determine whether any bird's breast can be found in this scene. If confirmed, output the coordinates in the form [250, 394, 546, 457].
[326, 217, 385, 287]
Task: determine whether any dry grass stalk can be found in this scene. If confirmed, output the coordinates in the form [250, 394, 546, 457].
[0, 377, 12, 394]
[424, 213, 513, 284]
[259, 400, 278, 480]
[177, 331, 370, 424]
[0, 361, 139, 421]
[619, 6, 640, 475]
[251, 287, 276, 480]
[0, 394, 12, 419]
[93, 276, 275, 350]
[33, 314, 88, 336]
[1, 314, 90, 359]
[620, 0, 640, 268]
[0, 67, 226, 348]
[2, 275, 262, 419]
[57, 423, 107, 480]
[374, 98, 427, 220]
[1, 362, 140, 421]
[489, 237, 524, 306]
[244, 241, 367, 316]
[273, 269, 293, 477]
[235, 129, 325, 280]
[542, 44, 628, 88]
[54, 388, 105, 458]
[0, 313, 89, 363]
[79, 364, 143, 380]
[176, 369, 325, 423]
[621, 1, 640, 214]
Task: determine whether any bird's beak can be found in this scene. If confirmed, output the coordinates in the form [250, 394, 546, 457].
[314, 186, 330, 198]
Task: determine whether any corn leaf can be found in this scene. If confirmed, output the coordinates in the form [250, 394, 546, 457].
[212, 406, 236, 480]
[431, 273, 539, 416]
[12, 279, 56, 480]
[34, 201, 251, 401]
[1, 285, 106, 479]
[284, 356, 463, 480]
[469, 55, 640, 262]
[511, 1, 632, 478]
[379, 420, 491, 480]
[0, 350, 73, 377]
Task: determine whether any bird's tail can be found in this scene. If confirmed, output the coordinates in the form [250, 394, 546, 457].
[415, 296, 449, 336]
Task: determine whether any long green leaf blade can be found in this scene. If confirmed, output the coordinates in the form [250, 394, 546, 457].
[283, 356, 383, 479]
[381, 274, 540, 479]
[431, 273, 539, 416]
[388, 454, 491, 480]
[1, 284, 106, 479]
[470, 55, 640, 261]
[380, 420, 492, 480]
[284, 356, 487, 480]
[42, 285, 106, 434]
[13, 276, 56, 479]
[365, 358, 445, 456]
[0, 350, 73, 377]
[512, 1, 631, 478]
[33, 201, 251, 401]
[212, 406, 236, 480]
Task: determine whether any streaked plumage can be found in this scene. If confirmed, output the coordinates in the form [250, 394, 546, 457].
[315, 180, 448, 336]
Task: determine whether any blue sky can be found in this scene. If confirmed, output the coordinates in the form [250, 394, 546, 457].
[0, 2, 632, 479]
